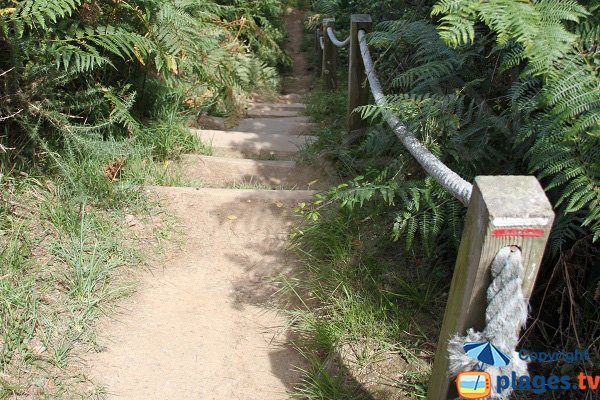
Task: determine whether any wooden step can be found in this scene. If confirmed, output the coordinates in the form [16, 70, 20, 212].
[148, 186, 316, 236]
[150, 186, 316, 202]
[246, 109, 302, 118]
[249, 102, 305, 111]
[174, 155, 332, 190]
[233, 117, 318, 136]
[246, 103, 305, 118]
[279, 93, 303, 103]
[191, 129, 317, 159]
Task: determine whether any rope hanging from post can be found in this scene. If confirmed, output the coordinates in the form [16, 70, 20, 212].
[357, 30, 473, 205]
[319, 36, 324, 50]
[326, 27, 350, 48]
[448, 246, 529, 399]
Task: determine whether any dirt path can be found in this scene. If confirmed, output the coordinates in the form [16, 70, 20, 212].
[87, 190, 308, 399]
[282, 8, 312, 96]
[85, 9, 316, 399]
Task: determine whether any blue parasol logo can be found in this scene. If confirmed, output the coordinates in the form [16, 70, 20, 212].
[463, 341, 511, 369]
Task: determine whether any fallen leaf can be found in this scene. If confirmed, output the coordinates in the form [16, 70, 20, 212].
[227, 215, 238, 220]
[275, 201, 284, 208]
[104, 158, 126, 182]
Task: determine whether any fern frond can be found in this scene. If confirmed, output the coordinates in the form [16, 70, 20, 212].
[82, 25, 153, 62]
[576, 2, 600, 48]
[14, 0, 81, 30]
[102, 87, 140, 135]
[496, 40, 524, 72]
[431, 0, 479, 47]
[433, 0, 588, 76]
[54, 43, 113, 72]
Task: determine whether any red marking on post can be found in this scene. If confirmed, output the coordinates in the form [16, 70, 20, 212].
[492, 228, 545, 237]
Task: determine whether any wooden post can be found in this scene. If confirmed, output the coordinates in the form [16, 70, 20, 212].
[315, 27, 323, 73]
[321, 18, 337, 90]
[427, 176, 555, 400]
[347, 14, 372, 132]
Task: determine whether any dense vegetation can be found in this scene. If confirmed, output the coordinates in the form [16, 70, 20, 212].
[290, 0, 599, 398]
[0, 0, 289, 396]
[1, 0, 598, 398]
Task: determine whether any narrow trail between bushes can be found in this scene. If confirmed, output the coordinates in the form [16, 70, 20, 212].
[85, 9, 327, 399]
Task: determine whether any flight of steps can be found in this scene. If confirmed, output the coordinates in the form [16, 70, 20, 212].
[172, 98, 330, 191]
[87, 10, 327, 398]
[132, 98, 323, 398]
[91, 98, 329, 399]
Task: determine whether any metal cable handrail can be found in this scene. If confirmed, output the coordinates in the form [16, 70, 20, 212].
[357, 30, 473, 205]
[326, 27, 350, 48]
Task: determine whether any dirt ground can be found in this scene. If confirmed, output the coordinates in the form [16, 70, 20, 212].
[282, 8, 313, 95]
[85, 189, 311, 399]
[84, 9, 314, 399]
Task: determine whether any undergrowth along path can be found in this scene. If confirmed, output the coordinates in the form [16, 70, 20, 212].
[85, 9, 326, 399]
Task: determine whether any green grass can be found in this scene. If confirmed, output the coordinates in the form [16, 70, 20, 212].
[49, 202, 126, 306]
[304, 84, 348, 126]
[296, 84, 350, 166]
[0, 185, 176, 396]
[280, 204, 443, 398]
[0, 100, 203, 397]
[286, 208, 418, 339]
[293, 356, 370, 400]
[0, 186, 144, 395]
[137, 93, 211, 161]
[124, 158, 204, 188]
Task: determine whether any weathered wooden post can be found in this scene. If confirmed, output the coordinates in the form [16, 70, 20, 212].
[427, 176, 554, 399]
[347, 14, 372, 132]
[321, 18, 337, 90]
[315, 27, 323, 73]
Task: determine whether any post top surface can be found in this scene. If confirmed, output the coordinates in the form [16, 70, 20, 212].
[351, 14, 372, 23]
[323, 17, 335, 24]
[474, 176, 554, 220]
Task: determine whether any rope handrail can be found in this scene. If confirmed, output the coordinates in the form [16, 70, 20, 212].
[326, 27, 350, 48]
[357, 30, 473, 206]
[315, 18, 555, 399]
[319, 35, 324, 50]
[448, 246, 528, 399]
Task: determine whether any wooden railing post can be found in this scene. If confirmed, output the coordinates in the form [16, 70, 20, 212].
[321, 18, 337, 90]
[427, 176, 554, 399]
[347, 14, 372, 132]
[315, 27, 323, 74]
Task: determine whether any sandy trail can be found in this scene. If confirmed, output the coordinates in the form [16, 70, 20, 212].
[87, 189, 309, 399]
[85, 10, 313, 400]
[282, 9, 312, 96]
